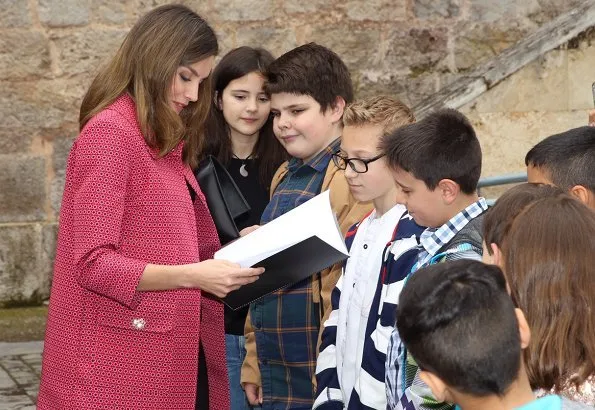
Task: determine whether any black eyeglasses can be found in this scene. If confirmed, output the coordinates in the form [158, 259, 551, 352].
[332, 152, 385, 174]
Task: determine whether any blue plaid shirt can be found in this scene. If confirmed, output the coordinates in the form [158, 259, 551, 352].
[385, 198, 488, 410]
[252, 139, 340, 409]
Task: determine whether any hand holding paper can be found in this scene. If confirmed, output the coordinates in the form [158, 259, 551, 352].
[214, 190, 349, 309]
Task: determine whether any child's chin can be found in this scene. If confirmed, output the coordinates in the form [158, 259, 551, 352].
[349, 190, 369, 202]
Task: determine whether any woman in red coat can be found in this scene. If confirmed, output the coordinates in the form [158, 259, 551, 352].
[37, 5, 263, 409]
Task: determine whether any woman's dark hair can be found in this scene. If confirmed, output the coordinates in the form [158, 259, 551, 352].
[199, 46, 287, 186]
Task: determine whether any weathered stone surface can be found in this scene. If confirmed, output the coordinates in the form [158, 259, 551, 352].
[130, 0, 213, 22]
[0, 0, 32, 27]
[51, 138, 75, 217]
[358, 71, 438, 109]
[414, 0, 460, 19]
[355, 70, 409, 102]
[308, 25, 382, 68]
[454, 22, 530, 70]
[468, 50, 568, 113]
[384, 27, 449, 74]
[50, 173, 65, 218]
[0, 80, 84, 129]
[463, 110, 588, 179]
[469, 0, 540, 22]
[282, 0, 331, 14]
[42, 224, 58, 289]
[51, 29, 128, 77]
[568, 41, 595, 110]
[345, 0, 407, 21]
[0, 155, 46, 223]
[0, 31, 51, 80]
[0, 83, 37, 128]
[402, 73, 440, 108]
[91, 0, 128, 25]
[52, 137, 75, 176]
[235, 27, 297, 59]
[526, 0, 584, 25]
[214, 25, 236, 58]
[212, 0, 274, 21]
[0, 225, 44, 306]
[38, 0, 90, 27]
[0, 128, 35, 154]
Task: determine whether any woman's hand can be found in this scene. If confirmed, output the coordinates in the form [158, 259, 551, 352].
[182, 259, 264, 298]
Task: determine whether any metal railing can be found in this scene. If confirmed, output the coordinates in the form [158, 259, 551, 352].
[477, 172, 528, 205]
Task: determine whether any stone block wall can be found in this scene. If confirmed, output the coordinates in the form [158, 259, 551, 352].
[462, 30, 595, 199]
[0, 0, 589, 305]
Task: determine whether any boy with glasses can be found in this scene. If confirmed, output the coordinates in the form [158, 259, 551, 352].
[314, 96, 424, 409]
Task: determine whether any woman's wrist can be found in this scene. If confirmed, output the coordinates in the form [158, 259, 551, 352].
[177, 262, 203, 289]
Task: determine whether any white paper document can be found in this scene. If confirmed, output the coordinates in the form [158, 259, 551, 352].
[214, 190, 348, 267]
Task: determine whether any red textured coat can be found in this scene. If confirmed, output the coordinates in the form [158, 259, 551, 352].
[38, 94, 230, 409]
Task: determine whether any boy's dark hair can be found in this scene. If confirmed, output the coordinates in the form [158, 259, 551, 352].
[265, 42, 354, 111]
[483, 183, 564, 254]
[525, 126, 595, 192]
[380, 109, 481, 194]
[396, 260, 521, 397]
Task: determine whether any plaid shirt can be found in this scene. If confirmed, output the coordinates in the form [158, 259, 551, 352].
[385, 198, 488, 410]
[252, 139, 340, 409]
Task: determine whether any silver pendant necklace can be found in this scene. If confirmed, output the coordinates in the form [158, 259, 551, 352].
[232, 153, 252, 177]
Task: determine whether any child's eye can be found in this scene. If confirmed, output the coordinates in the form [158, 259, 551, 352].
[180, 74, 191, 82]
[271, 111, 280, 117]
[234, 95, 246, 101]
[291, 109, 304, 115]
[258, 96, 270, 103]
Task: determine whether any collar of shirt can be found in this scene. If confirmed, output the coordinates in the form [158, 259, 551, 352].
[419, 197, 488, 257]
[287, 137, 340, 173]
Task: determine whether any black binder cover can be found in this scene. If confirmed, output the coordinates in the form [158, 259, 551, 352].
[221, 235, 348, 310]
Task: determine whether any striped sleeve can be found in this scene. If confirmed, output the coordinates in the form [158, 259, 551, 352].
[314, 273, 345, 410]
[395, 365, 455, 410]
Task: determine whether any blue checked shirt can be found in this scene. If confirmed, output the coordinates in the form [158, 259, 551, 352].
[251, 139, 340, 409]
[385, 198, 488, 410]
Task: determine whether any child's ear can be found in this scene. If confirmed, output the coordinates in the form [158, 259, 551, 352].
[515, 308, 531, 349]
[419, 370, 448, 403]
[329, 96, 346, 123]
[569, 185, 595, 208]
[437, 179, 460, 205]
[490, 243, 502, 267]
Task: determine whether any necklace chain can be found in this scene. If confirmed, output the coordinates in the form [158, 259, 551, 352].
[232, 153, 253, 161]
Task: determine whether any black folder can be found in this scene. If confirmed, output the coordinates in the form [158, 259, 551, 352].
[221, 236, 349, 310]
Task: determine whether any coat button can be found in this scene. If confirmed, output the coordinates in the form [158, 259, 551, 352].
[132, 318, 146, 330]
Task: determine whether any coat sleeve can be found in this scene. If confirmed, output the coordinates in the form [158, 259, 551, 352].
[69, 117, 147, 309]
[313, 273, 345, 410]
[241, 309, 262, 387]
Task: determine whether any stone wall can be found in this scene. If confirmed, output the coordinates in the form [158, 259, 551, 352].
[0, 0, 589, 305]
[461, 30, 595, 199]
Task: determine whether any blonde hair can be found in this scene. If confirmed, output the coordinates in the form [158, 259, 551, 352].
[343, 95, 416, 135]
[79, 5, 218, 168]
